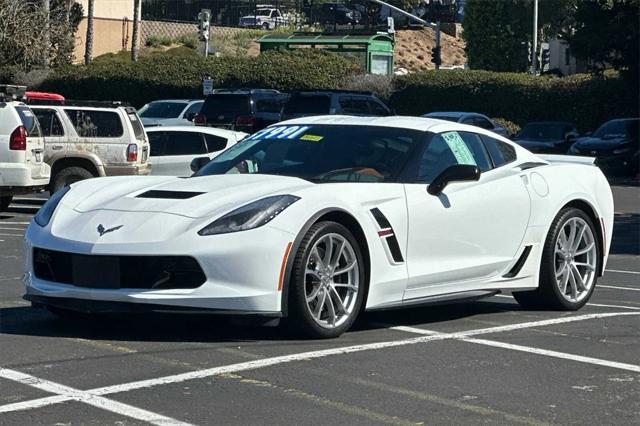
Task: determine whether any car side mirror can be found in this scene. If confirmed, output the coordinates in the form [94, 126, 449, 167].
[190, 156, 210, 173]
[185, 112, 197, 122]
[427, 165, 481, 196]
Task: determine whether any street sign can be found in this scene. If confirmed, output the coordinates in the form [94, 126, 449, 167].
[202, 78, 214, 96]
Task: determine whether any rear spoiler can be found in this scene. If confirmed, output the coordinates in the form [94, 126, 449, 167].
[538, 154, 596, 165]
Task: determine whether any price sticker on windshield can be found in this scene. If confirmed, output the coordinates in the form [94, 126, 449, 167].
[247, 126, 311, 141]
[441, 131, 476, 166]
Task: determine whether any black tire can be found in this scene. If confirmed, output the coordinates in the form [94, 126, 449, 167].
[287, 221, 366, 339]
[513, 208, 600, 310]
[50, 166, 94, 194]
[0, 196, 12, 212]
[262, 22, 270, 30]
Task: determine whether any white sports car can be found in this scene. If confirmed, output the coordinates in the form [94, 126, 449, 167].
[24, 116, 614, 338]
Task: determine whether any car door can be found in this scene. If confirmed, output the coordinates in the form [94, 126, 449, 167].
[161, 131, 208, 176]
[147, 131, 166, 175]
[403, 130, 531, 300]
[32, 108, 68, 164]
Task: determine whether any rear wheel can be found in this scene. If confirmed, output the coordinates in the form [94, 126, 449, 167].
[288, 221, 365, 339]
[514, 208, 599, 310]
[0, 196, 12, 212]
[51, 166, 94, 194]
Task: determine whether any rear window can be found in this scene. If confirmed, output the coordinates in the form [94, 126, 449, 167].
[139, 102, 187, 119]
[15, 106, 42, 137]
[200, 95, 251, 116]
[481, 135, 517, 167]
[128, 112, 146, 140]
[284, 95, 331, 115]
[64, 109, 124, 138]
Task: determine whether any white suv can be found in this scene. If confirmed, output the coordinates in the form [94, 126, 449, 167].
[0, 85, 50, 211]
[30, 103, 151, 193]
[239, 8, 288, 30]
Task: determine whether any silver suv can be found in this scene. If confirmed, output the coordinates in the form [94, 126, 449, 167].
[31, 103, 151, 193]
[0, 85, 50, 211]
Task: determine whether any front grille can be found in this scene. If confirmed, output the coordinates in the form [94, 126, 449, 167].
[33, 248, 206, 290]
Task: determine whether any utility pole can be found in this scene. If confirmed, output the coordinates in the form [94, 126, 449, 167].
[531, 0, 538, 75]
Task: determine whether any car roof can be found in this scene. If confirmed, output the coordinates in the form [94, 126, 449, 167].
[148, 99, 200, 103]
[278, 115, 476, 133]
[145, 125, 246, 137]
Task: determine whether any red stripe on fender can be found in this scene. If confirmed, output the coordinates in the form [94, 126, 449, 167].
[378, 229, 393, 237]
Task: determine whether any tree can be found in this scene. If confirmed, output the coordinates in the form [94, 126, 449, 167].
[42, 0, 50, 68]
[462, 0, 576, 72]
[84, 0, 94, 65]
[131, 0, 140, 61]
[565, 0, 639, 82]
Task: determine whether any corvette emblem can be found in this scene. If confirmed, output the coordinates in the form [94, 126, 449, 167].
[97, 224, 123, 237]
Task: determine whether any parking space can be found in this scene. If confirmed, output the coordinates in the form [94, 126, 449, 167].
[1, 186, 639, 425]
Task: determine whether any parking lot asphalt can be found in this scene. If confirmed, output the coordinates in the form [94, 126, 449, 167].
[0, 184, 638, 425]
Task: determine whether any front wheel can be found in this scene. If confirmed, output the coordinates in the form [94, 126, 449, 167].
[288, 221, 366, 339]
[514, 208, 600, 310]
[50, 166, 94, 194]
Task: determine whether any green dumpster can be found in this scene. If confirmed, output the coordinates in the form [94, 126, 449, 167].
[257, 33, 395, 76]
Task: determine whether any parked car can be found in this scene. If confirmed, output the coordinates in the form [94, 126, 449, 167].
[281, 90, 392, 120]
[422, 112, 509, 137]
[194, 89, 288, 134]
[147, 126, 247, 176]
[319, 2, 361, 25]
[137, 99, 203, 127]
[513, 121, 579, 154]
[30, 102, 151, 193]
[239, 8, 288, 30]
[0, 85, 50, 211]
[569, 118, 639, 176]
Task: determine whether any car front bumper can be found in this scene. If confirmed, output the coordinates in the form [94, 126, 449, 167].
[23, 221, 296, 315]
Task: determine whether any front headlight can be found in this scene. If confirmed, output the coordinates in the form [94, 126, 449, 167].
[34, 186, 70, 227]
[198, 195, 300, 236]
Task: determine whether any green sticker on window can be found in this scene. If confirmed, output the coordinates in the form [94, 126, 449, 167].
[441, 132, 476, 165]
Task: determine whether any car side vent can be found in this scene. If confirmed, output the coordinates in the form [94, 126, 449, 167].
[370, 208, 404, 263]
[137, 190, 205, 199]
[503, 245, 532, 278]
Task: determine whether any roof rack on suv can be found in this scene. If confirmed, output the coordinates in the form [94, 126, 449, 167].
[0, 84, 27, 102]
[211, 88, 281, 94]
[25, 99, 131, 108]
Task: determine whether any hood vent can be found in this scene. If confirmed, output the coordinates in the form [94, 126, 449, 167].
[137, 190, 205, 200]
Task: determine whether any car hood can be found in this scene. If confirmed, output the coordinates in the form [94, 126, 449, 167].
[64, 174, 313, 219]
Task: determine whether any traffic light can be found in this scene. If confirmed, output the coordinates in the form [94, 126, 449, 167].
[197, 10, 211, 42]
[430, 46, 441, 66]
[540, 48, 550, 72]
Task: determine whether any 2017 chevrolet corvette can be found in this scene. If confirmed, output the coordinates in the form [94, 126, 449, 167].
[24, 116, 614, 338]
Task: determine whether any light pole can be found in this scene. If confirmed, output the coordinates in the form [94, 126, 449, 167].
[531, 0, 538, 75]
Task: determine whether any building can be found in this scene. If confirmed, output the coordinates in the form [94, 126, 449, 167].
[74, 0, 140, 62]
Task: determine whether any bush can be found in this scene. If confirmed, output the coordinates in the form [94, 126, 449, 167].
[38, 50, 360, 107]
[341, 74, 395, 101]
[145, 35, 173, 48]
[492, 118, 520, 137]
[174, 34, 198, 50]
[390, 70, 638, 132]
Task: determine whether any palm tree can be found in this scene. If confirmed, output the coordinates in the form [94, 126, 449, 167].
[84, 0, 94, 65]
[42, 0, 50, 68]
[131, 0, 140, 61]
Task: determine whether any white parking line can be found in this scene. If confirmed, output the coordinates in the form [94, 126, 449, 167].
[0, 233, 23, 237]
[599, 284, 640, 292]
[606, 269, 640, 275]
[1, 311, 637, 417]
[389, 325, 640, 373]
[0, 368, 193, 425]
[0, 227, 27, 230]
[0, 222, 30, 225]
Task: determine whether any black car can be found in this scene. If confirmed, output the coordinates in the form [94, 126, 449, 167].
[281, 90, 392, 120]
[569, 118, 639, 176]
[513, 121, 579, 154]
[194, 89, 289, 134]
[319, 2, 361, 25]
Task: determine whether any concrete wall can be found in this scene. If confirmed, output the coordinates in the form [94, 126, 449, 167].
[74, 17, 136, 62]
[76, 0, 137, 20]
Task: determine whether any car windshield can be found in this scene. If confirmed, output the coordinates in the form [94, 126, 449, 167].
[253, 9, 271, 16]
[284, 95, 331, 115]
[196, 124, 425, 183]
[516, 123, 565, 141]
[139, 102, 187, 118]
[592, 120, 630, 138]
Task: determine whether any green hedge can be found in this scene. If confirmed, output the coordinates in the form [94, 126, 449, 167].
[390, 70, 638, 132]
[37, 50, 360, 108]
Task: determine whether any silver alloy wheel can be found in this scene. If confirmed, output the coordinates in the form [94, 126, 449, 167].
[554, 217, 597, 303]
[304, 233, 360, 329]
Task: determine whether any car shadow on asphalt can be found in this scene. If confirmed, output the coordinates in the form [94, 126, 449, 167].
[0, 300, 518, 343]
[611, 213, 640, 256]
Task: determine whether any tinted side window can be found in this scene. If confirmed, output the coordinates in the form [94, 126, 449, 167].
[368, 100, 390, 116]
[183, 102, 202, 117]
[459, 132, 492, 172]
[417, 134, 459, 183]
[64, 109, 123, 138]
[164, 131, 207, 156]
[339, 97, 369, 115]
[15, 106, 42, 137]
[482, 135, 517, 167]
[33, 109, 64, 136]
[473, 117, 494, 129]
[204, 133, 227, 152]
[148, 132, 165, 156]
[255, 98, 282, 113]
